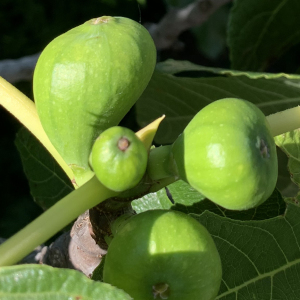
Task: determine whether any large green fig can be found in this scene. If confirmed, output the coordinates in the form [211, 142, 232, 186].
[171, 98, 278, 210]
[90, 126, 148, 192]
[33, 16, 156, 184]
[103, 210, 222, 300]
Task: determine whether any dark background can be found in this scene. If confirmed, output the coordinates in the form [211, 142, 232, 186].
[1, 0, 300, 238]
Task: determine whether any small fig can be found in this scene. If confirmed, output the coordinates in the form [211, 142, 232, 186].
[33, 16, 156, 184]
[171, 98, 278, 210]
[90, 126, 148, 192]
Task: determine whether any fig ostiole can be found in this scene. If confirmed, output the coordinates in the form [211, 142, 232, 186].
[33, 16, 156, 185]
[90, 126, 148, 192]
[102, 210, 222, 300]
[171, 98, 278, 210]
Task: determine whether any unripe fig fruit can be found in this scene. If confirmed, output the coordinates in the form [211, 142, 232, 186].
[33, 16, 156, 183]
[103, 210, 222, 300]
[171, 98, 278, 210]
[90, 126, 148, 192]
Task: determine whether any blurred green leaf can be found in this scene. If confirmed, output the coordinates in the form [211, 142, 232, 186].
[136, 0, 146, 6]
[192, 4, 229, 60]
[0, 264, 132, 299]
[15, 127, 73, 211]
[163, 0, 194, 8]
[227, 0, 300, 71]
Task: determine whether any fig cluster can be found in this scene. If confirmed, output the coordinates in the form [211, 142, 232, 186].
[32, 14, 278, 300]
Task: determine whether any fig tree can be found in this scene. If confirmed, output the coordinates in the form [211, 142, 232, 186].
[171, 98, 278, 210]
[103, 209, 222, 300]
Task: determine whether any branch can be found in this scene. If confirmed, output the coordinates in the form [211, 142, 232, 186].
[148, 0, 232, 50]
[0, 211, 105, 277]
[42, 211, 106, 277]
[0, 53, 40, 83]
[0, 1, 232, 83]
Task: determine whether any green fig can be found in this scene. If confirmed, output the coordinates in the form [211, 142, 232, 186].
[90, 126, 148, 192]
[102, 209, 222, 300]
[33, 16, 156, 185]
[171, 98, 278, 210]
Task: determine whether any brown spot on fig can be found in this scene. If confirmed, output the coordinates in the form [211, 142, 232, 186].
[118, 137, 130, 151]
[92, 16, 111, 25]
[259, 138, 270, 158]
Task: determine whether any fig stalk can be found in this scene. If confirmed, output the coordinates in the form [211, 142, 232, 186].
[0, 176, 118, 267]
[0, 76, 74, 182]
[266, 106, 300, 137]
[0, 117, 167, 266]
[147, 145, 177, 181]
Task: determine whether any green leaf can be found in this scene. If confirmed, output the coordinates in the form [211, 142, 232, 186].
[196, 202, 300, 299]
[275, 129, 300, 187]
[191, 5, 229, 60]
[155, 59, 300, 78]
[166, 180, 206, 205]
[276, 146, 299, 198]
[228, 0, 300, 71]
[15, 127, 73, 210]
[173, 188, 286, 221]
[0, 264, 132, 299]
[132, 187, 173, 213]
[133, 180, 285, 221]
[137, 60, 300, 144]
[92, 255, 106, 282]
[285, 191, 300, 207]
[132, 180, 206, 214]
